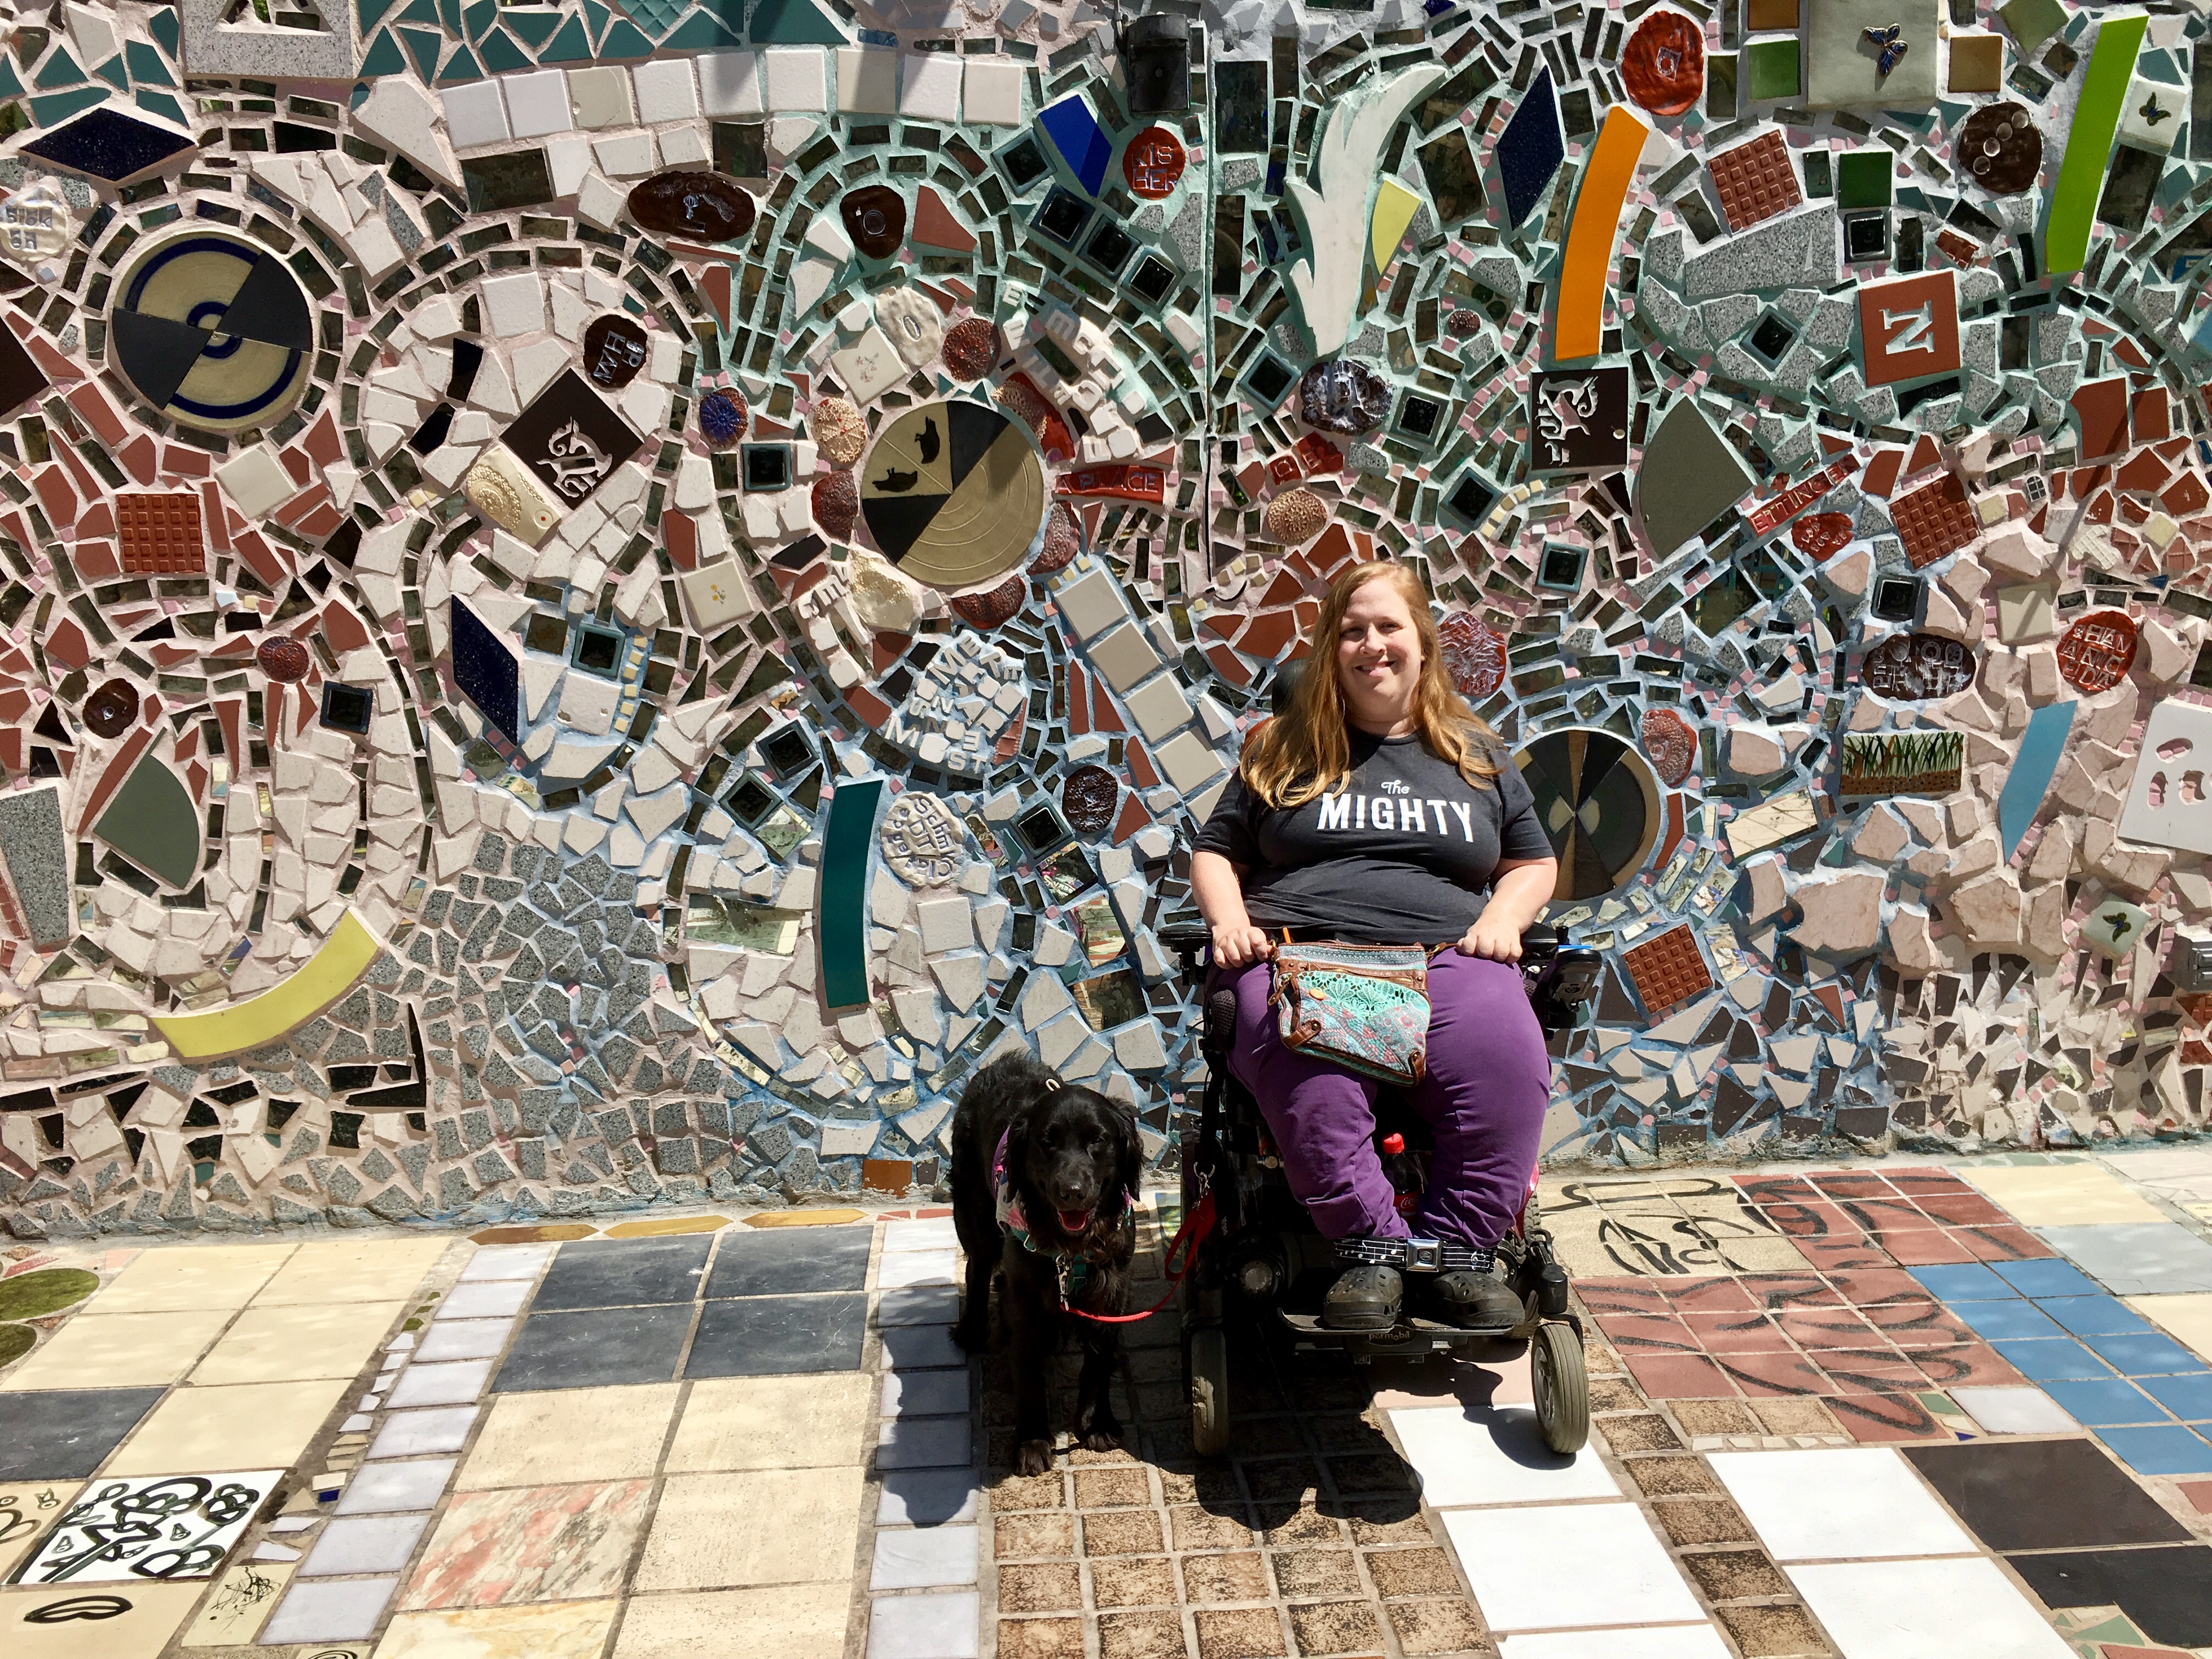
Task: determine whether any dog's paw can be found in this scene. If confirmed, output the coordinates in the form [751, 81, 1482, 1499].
[1080, 1426, 1124, 1454]
[1016, 1438, 1054, 1477]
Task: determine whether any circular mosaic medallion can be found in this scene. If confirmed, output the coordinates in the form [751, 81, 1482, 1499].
[110, 230, 313, 433]
[627, 170, 756, 241]
[812, 396, 867, 465]
[257, 636, 311, 684]
[1957, 103, 2042, 195]
[1622, 10, 1705, 117]
[1514, 729, 1663, 901]
[1437, 612, 1507, 699]
[951, 572, 1026, 629]
[842, 185, 908, 259]
[1790, 512, 1854, 560]
[583, 314, 650, 389]
[699, 387, 749, 448]
[860, 400, 1045, 590]
[2056, 608, 2138, 693]
[1640, 706, 1697, 787]
[812, 470, 860, 540]
[1298, 359, 1392, 435]
[1032, 501, 1082, 574]
[1446, 309, 1485, 339]
[1063, 764, 1120, 836]
[882, 792, 965, 886]
[82, 678, 140, 738]
[1264, 487, 1328, 544]
[942, 317, 1002, 382]
[1860, 631, 1975, 701]
[1122, 126, 1188, 198]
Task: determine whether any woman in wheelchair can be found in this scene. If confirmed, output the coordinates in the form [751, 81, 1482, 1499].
[1190, 558, 1560, 1334]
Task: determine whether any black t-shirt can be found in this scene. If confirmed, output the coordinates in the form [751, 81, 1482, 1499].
[1195, 729, 1554, 946]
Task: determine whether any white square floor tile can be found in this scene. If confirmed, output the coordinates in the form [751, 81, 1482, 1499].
[871, 1523, 979, 1589]
[1788, 1559, 2078, 1659]
[878, 1286, 961, 1328]
[884, 1370, 969, 1419]
[899, 51, 962, 120]
[634, 57, 701, 122]
[963, 59, 1023, 125]
[1389, 1406, 1621, 1506]
[259, 1577, 399, 1644]
[441, 80, 507, 148]
[880, 1251, 959, 1290]
[385, 1359, 493, 1408]
[336, 1457, 456, 1514]
[1708, 1449, 1976, 1562]
[437, 1280, 531, 1320]
[867, 1590, 979, 1659]
[503, 67, 572, 138]
[459, 1244, 554, 1282]
[300, 1513, 431, 1576]
[884, 1217, 958, 1252]
[878, 1469, 981, 1527]
[879, 1325, 964, 1370]
[2041, 1223, 2212, 1295]
[1501, 1627, 1734, 1659]
[368, 1406, 478, 1459]
[1442, 1503, 1703, 1632]
[764, 46, 830, 113]
[699, 48, 763, 116]
[878, 1418, 972, 1470]
[414, 1318, 515, 1362]
[1950, 1386, 2080, 1436]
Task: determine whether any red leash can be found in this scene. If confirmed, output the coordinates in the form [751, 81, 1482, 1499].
[1065, 1189, 1217, 1324]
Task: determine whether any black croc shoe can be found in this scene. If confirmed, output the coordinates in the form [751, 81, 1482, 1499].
[1322, 1263, 1403, 1330]
[1421, 1268, 1527, 1330]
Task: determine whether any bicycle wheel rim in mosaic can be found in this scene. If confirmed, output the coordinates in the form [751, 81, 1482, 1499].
[859, 400, 1045, 591]
[1515, 729, 1663, 901]
[109, 230, 313, 433]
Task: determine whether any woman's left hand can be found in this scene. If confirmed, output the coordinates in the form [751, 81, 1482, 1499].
[1457, 914, 1523, 962]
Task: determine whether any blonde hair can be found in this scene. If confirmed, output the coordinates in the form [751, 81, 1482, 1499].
[1238, 560, 1503, 809]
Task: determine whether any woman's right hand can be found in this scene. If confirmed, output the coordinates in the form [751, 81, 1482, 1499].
[1210, 924, 1276, 970]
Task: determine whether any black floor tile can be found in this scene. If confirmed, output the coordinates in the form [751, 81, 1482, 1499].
[1900, 1439, 2194, 1551]
[2008, 1547, 2212, 1646]
[0, 1389, 166, 1480]
[685, 1293, 867, 1376]
[703, 1226, 871, 1297]
[492, 1305, 695, 1391]
[528, 1235, 715, 1311]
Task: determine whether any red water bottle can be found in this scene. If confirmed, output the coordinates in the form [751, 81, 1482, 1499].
[1379, 1133, 1420, 1217]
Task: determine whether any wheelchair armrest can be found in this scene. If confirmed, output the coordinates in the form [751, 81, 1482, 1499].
[1157, 914, 1214, 957]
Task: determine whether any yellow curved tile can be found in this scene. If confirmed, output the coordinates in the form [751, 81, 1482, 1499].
[150, 909, 384, 1063]
[1554, 106, 1650, 362]
[1369, 176, 1424, 274]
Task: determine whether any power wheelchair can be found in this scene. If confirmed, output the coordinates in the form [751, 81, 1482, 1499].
[1155, 917, 1604, 1456]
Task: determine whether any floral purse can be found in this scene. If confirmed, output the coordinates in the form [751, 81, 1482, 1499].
[1267, 933, 1433, 1087]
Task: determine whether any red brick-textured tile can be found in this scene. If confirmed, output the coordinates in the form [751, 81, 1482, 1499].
[115, 491, 205, 574]
[1948, 1224, 2053, 1262]
[1708, 132, 1803, 232]
[1665, 1277, 1759, 1313]
[1681, 1311, 1796, 1354]
[1892, 472, 1978, 569]
[1718, 1349, 1842, 1398]
[1827, 1391, 1949, 1442]
[1622, 1351, 1736, 1398]
[1621, 925, 1713, 1014]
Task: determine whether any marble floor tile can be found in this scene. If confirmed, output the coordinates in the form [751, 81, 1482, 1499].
[703, 1227, 872, 1297]
[884, 1369, 970, 1419]
[1949, 1385, 2080, 1435]
[879, 1324, 964, 1370]
[388, 1359, 496, 1408]
[459, 1244, 560, 1282]
[374, 1597, 623, 1659]
[0, 1307, 231, 1391]
[103, 1378, 353, 1475]
[0, 1389, 165, 1480]
[0, 1581, 204, 1657]
[878, 1468, 983, 1527]
[258, 1574, 401, 1643]
[877, 1285, 962, 1327]
[87, 1245, 292, 1314]
[533, 1235, 715, 1312]
[1709, 1448, 1975, 1561]
[337, 1457, 459, 1514]
[614, 1587, 850, 1659]
[877, 1416, 973, 1470]
[301, 1511, 434, 1576]
[403, 1480, 655, 1610]
[665, 1373, 874, 1471]
[460, 1384, 682, 1488]
[180, 1559, 296, 1644]
[439, 1280, 536, 1321]
[879, 1250, 959, 1290]
[369, 1406, 481, 1459]
[2131, 1294, 2212, 1363]
[1960, 1166, 2167, 1228]
[189, 1299, 408, 1384]
[1441, 1503, 1704, 1632]
[1389, 1405, 1620, 1506]
[415, 1318, 518, 1363]
[883, 1217, 960, 1252]
[0, 1480, 82, 1578]
[1786, 1558, 2075, 1659]
[2041, 1226, 2212, 1297]
[251, 1237, 453, 1305]
[494, 1306, 694, 1392]
[862, 1589, 980, 1659]
[872, 1522, 979, 1588]
[685, 1293, 866, 1377]
[633, 1468, 866, 1592]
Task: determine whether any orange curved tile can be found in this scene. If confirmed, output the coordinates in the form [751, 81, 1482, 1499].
[1554, 106, 1651, 363]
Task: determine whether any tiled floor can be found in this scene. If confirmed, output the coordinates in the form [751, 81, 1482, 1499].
[3, 1153, 2211, 1658]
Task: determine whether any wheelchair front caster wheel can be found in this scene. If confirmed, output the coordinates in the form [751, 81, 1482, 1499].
[1531, 1322, 1589, 1454]
[1189, 1326, 1230, 1458]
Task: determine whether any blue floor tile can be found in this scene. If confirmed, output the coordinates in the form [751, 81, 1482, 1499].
[2038, 1295, 2158, 1338]
[2085, 1331, 2204, 1376]
[1909, 1262, 2019, 1301]
[2042, 1378, 2173, 1426]
[2137, 1373, 2212, 1421]
[1953, 1300, 2070, 1341]
[1991, 1339, 2116, 1381]
[1990, 1257, 2100, 1298]
[2097, 1424, 2212, 1477]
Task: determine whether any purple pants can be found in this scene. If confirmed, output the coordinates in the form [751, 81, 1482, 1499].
[1220, 950, 1550, 1250]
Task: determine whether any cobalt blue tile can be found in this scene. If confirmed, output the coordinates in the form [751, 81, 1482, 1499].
[1992, 1257, 2100, 1298]
[1497, 65, 1566, 228]
[1908, 1262, 2018, 1301]
[1037, 94, 1110, 195]
[2138, 1374, 2212, 1421]
[1951, 1300, 2069, 1341]
[2040, 1378, 2171, 1426]
[2038, 1296, 2157, 1338]
[2084, 1331, 2203, 1376]
[2096, 1425, 2212, 1477]
[1990, 1339, 2114, 1381]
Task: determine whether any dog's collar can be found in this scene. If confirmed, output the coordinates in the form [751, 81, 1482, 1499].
[992, 1125, 1135, 1305]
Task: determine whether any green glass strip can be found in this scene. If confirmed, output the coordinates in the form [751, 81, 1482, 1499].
[816, 777, 884, 1012]
[2045, 14, 2146, 276]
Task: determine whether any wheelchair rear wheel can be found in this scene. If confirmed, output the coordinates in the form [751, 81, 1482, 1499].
[1188, 1327, 1231, 1457]
[1531, 1322, 1589, 1454]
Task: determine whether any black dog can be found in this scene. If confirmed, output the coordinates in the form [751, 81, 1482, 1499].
[951, 1051, 1142, 1475]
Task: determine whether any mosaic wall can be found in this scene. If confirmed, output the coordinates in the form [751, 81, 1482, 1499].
[4, 0, 2212, 1237]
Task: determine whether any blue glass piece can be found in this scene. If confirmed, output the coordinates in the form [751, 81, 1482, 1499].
[439, 41, 483, 82]
[134, 88, 186, 126]
[1039, 94, 1112, 196]
[599, 19, 656, 57]
[357, 27, 409, 77]
[92, 54, 129, 92]
[399, 25, 444, 80]
[1908, 1262, 2018, 1300]
[21, 102, 192, 182]
[2085, 1330, 2204, 1376]
[1989, 1338, 2113, 1381]
[1951, 1300, 2068, 1341]
[452, 598, 522, 744]
[1497, 66, 1565, 228]
[2038, 1296, 2156, 1337]
[505, 8, 561, 47]
[2097, 1424, 2212, 1476]
[1997, 699, 2076, 857]
[33, 46, 84, 89]
[538, 13, 595, 60]
[477, 26, 531, 72]
[859, 26, 897, 44]
[817, 778, 885, 1011]
[123, 41, 173, 88]
[149, 4, 180, 56]
[749, 0, 847, 43]
[2040, 1378, 2169, 1426]
[1989, 1256, 2098, 1297]
[660, 9, 744, 50]
[2137, 1372, 2212, 1420]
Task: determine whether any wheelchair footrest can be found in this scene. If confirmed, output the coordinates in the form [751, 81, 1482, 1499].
[1279, 1309, 1521, 1342]
[1336, 1237, 1496, 1274]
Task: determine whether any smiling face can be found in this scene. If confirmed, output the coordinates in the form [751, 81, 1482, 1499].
[1334, 576, 1425, 736]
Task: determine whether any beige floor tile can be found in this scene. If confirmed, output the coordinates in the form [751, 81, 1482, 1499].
[1958, 1164, 2167, 1226]
[88, 1244, 294, 1313]
[189, 1299, 408, 1385]
[613, 1587, 849, 1658]
[253, 1237, 453, 1306]
[664, 1374, 874, 1472]
[103, 1378, 354, 1475]
[458, 1385, 682, 1489]
[0, 1308, 233, 1392]
[0, 1582, 202, 1657]
[371, 1597, 622, 1658]
[633, 1468, 865, 1592]
[2126, 1293, 2212, 1362]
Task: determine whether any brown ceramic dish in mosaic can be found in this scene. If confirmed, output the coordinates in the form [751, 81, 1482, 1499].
[812, 470, 860, 540]
[842, 185, 907, 258]
[1623, 10, 1706, 117]
[1437, 611, 1507, 698]
[951, 572, 1025, 629]
[2055, 609, 2138, 693]
[1062, 765, 1120, 835]
[83, 678, 140, 738]
[812, 397, 866, 465]
[1447, 308, 1485, 338]
[943, 317, 1002, 382]
[257, 636, 312, 684]
[1032, 503, 1082, 574]
[1859, 631, 1974, 701]
[1265, 486, 1329, 544]
[583, 314, 650, 389]
[627, 170, 755, 241]
[1957, 103, 2041, 194]
[1640, 707, 1697, 787]
[1790, 512, 1853, 560]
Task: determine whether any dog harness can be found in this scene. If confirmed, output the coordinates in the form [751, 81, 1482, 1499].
[992, 1116, 1135, 1308]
